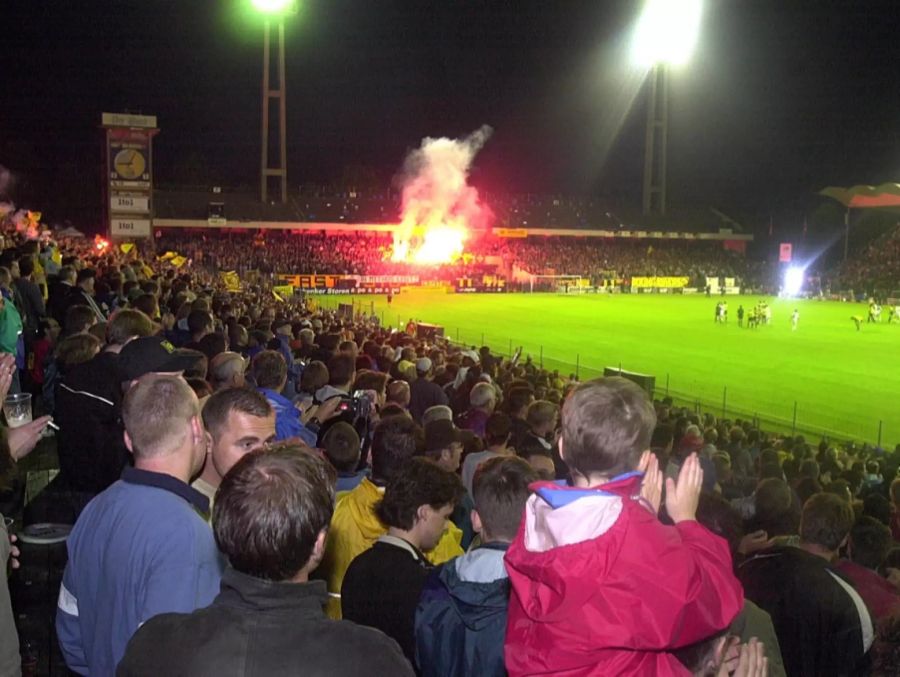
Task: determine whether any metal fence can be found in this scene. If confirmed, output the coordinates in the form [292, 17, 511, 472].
[317, 298, 896, 448]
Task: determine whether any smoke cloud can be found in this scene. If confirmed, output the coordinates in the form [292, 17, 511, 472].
[392, 125, 494, 263]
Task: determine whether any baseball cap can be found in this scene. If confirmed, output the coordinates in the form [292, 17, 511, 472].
[424, 419, 465, 452]
[118, 336, 200, 381]
[415, 357, 432, 373]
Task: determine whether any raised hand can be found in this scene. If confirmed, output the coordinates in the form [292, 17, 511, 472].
[638, 450, 662, 515]
[665, 453, 704, 523]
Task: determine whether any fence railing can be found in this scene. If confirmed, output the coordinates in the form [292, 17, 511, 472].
[317, 298, 896, 448]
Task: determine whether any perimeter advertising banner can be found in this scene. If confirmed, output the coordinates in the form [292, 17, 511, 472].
[630, 276, 690, 289]
[276, 273, 415, 295]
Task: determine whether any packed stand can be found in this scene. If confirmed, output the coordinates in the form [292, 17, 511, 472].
[0, 223, 897, 675]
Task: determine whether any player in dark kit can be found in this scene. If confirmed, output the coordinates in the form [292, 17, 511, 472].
[737, 305, 744, 327]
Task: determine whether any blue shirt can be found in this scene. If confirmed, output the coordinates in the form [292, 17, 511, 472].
[56, 468, 223, 676]
[259, 387, 318, 447]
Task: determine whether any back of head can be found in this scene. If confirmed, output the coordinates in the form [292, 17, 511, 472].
[213, 444, 335, 581]
[198, 332, 227, 361]
[505, 386, 533, 416]
[422, 404, 453, 427]
[322, 421, 361, 473]
[299, 360, 328, 394]
[202, 387, 272, 441]
[469, 382, 496, 410]
[65, 304, 96, 335]
[561, 377, 656, 479]
[209, 352, 246, 389]
[800, 492, 854, 551]
[849, 516, 892, 570]
[107, 308, 154, 346]
[485, 412, 512, 446]
[327, 353, 355, 387]
[187, 309, 213, 335]
[526, 400, 557, 429]
[123, 374, 199, 459]
[472, 456, 537, 542]
[371, 414, 421, 483]
[861, 493, 892, 526]
[695, 492, 744, 556]
[18, 256, 34, 278]
[375, 457, 463, 530]
[752, 478, 795, 536]
[252, 350, 287, 390]
[56, 333, 101, 368]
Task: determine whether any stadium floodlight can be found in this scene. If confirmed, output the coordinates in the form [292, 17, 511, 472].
[783, 266, 805, 297]
[632, 0, 703, 67]
[251, 0, 295, 14]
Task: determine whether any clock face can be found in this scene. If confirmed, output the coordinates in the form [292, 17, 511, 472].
[113, 149, 147, 180]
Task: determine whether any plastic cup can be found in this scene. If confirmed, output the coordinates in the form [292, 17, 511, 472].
[4, 393, 32, 428]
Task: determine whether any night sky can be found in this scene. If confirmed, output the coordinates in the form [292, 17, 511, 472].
[2, 0, 899, 232]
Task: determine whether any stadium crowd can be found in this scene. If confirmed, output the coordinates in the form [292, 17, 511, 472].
[0, 220, 897, 676]
[832, 223, 900, 296]
[157, 229, 766, 288]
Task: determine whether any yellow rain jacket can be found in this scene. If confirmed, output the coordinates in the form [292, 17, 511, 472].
[319, 478, 463, 618]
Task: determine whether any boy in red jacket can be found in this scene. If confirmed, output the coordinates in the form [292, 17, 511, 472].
[504, 377, 744, 676]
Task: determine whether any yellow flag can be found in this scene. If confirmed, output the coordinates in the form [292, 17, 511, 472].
[272, 290, 285, 303]
[120, 243, 135, 254]
[220, 271, 241, 292]
[170, 255, 187, 268]
[159, 251, 177, 261]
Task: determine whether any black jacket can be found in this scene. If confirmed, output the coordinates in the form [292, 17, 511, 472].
[118, 567, 414, 677]
[55, 351, 128, 495]
[12, 277, 45, 334]
[737, 546, 872, 677]
[342, 536, 432, 665]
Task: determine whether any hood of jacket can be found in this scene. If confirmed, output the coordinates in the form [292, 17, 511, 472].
[436, 546, 509, 631]
[315, 384, 348, 403]
[339, 478, 386, 542]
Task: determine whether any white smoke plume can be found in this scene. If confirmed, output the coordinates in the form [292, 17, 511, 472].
[392, 125, 494, 263]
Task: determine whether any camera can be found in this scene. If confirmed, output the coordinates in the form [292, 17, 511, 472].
[336, 389, 373, 421]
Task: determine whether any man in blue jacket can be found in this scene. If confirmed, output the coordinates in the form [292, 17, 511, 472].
[56, 375, 223, 675]
[415, 456, 538, 677]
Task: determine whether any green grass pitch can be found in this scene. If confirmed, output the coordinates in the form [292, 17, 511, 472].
[319, 289, 899, 446]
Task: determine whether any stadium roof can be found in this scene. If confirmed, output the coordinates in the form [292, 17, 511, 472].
[819, 183, 900, 209]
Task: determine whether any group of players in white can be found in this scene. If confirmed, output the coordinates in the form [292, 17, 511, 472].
[717, 298, 900, 332]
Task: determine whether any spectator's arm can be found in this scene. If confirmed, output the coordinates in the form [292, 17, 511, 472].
[56, 565, 88, 675]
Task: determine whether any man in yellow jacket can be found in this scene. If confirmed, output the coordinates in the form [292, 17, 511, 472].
[319, 416, 463, 618]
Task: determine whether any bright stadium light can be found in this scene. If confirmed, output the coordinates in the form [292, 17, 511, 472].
[632, 0, 703, 67]
[783, 266, 805, 297]
[251, 0, 294, 14]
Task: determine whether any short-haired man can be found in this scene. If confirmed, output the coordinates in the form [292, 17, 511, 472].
[252, 349, 316, 446]
[422, 419, 466, 473]
[457, 382, 496, 439]
[460, 412, 514, 498]
[57, 376, 223, 675]
[193, 387, 276, 515]
[208, 351, 247, 391]
[416, 456, 538, 677]
[738, 493, 874, 675]
[342, 457, 464, 664]
[315, 353, 356, 402]
[835, 516, 900, 623]
[408, 357, 449, 423]
[318, 416, 464, 618]
[386, 379, 411, 410]
[517, 399, 558, 460]
[118, 445, 414, 676]
[322, 421, 366, 493]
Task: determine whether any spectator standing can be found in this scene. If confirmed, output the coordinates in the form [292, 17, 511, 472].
[192, 387, 276, 514]
[118, 445, 414, 677]
[504, 378, 743, 675]
[416, 456, 537, 677]
[57, 375, 223, 675]
[12, 255, 45, 339]
[408, 357, 448, 423]
[252, 350, 316, 446]
[457, 382, 496, 439]
[460, 411, 514, 498]
[342, 457, 464, 664]
[738, 493, 874, 676]
[835, 516, 900, 623]
[318, 416, 463, 619]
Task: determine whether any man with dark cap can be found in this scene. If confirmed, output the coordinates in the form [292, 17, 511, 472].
[409, 357, 448, 424]
[54, 334, 197, 520]
[62, 268, 106, 323]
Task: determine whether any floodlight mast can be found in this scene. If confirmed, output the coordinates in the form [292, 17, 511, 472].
[254, 0, 297, 204]
[633, 0, 702, 216]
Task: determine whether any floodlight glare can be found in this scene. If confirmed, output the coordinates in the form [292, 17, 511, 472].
[251, 0, 294, 14]
[632, 0, 703, 67]
[783, 266, 805, 297]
